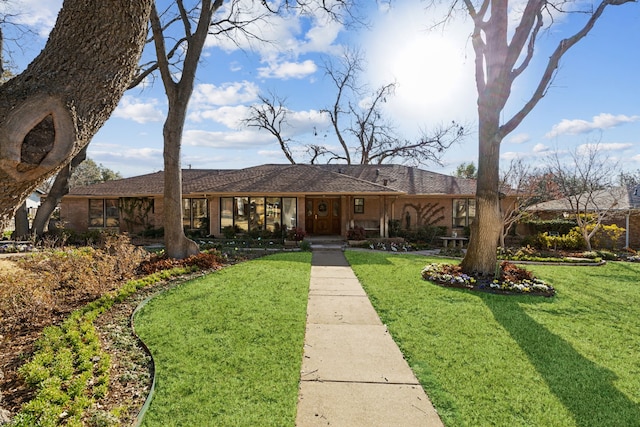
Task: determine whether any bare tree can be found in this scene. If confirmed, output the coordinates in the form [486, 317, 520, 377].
[457, 0, 635, 276]
[245, 48, 465, 166]
[145, 0, 353, 259]
[546, 143, 620, 251]
[244, 92, 297, 164]
[498, 158, 539, 248]
[0, 0, 152, 231]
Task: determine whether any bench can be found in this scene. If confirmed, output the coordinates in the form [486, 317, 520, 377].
[354, 220, 380, 236]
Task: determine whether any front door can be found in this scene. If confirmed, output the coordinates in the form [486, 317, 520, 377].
[305, 198, 340, 235]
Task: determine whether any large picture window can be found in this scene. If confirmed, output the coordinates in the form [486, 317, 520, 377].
[183, 198, 208, 231]
[89, 199, 120, 228]
[221, 196, 296, 234]
[452, 198, 476, 228]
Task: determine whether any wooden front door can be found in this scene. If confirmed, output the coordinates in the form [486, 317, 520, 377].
[305, 198, 341, 235]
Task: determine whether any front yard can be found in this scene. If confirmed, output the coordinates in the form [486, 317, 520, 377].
[346, 251, 640, 426]
[2, 244, 639, 426]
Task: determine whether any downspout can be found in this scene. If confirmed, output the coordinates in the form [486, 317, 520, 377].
[626, 210, 630, 248]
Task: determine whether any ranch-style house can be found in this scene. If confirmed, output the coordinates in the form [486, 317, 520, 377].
[59, 164, 496, 239]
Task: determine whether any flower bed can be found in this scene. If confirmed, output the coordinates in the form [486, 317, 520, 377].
[421, 261, 555, 297]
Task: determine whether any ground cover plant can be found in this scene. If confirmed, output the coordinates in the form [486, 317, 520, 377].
[345, 251, 640, 427]
[0, 236, 230, 425]
[133, 252, 311, 426]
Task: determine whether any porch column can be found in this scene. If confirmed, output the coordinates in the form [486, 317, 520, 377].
[379, 195, 384, 237]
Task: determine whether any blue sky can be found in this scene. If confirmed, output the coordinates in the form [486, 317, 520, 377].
[2, 0, 639, 178]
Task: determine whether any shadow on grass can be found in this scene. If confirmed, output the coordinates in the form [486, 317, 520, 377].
[481, 294, 640, 427]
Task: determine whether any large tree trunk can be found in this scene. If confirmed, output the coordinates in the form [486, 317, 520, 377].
[150, 1, 222, 259]
[162, 99, 199, 259]
[0, 0, 152, 230]
[460, 111, 503, 276]
[31, 146, 88, 236]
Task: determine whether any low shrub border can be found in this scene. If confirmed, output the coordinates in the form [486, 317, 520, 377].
[12, 267, 194, 427]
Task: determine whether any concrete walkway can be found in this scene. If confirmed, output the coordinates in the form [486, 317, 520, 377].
[295, 249, 444, 427]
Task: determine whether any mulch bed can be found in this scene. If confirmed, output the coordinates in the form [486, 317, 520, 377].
[0, 250, 259, 424]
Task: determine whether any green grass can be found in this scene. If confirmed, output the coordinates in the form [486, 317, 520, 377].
[134, 252, 311, 427]
[345, 251, 640, 427]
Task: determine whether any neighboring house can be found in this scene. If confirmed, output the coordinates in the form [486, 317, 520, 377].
[59, 164, 490, 239]
[525, 185, 640, 249]
[5, 189, 44, 233]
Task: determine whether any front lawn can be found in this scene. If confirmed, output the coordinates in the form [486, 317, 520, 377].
[133, 252, 311, 426]
[345, 251, 640, 427]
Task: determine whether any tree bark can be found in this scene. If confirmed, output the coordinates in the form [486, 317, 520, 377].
[31, 146, 88, 236]
[0, 0, 152, 230]
[460, 107, 503, 276]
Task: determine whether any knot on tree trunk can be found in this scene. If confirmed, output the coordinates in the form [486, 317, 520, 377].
[0, 95, 75, 182]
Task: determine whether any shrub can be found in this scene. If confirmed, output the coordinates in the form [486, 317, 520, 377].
[222, 225, 238, 239]
[399, 225, 446, 245]
[521, 218, 578, 235]
[287, 227, 306, 241]
[589, 224, 625, 250]
[347, 226, 366, 240]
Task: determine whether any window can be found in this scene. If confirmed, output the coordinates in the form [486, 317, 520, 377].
[234, 196, 249, 231]
[89, 199, 120, 228]
[249, 197, 265, 230]
[452, 198, 476, 228]
[183, 198, 208, 230]
[354, 198, 364, 214]
[220, 197, 233, 229]
[265, 197, 282, 232]
[221, 196, 297, 233]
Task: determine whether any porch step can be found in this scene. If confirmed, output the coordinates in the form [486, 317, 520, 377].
[305, 236, 346, 251]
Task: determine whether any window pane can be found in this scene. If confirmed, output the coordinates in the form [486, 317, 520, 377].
[354, 198, 364, 214]
[221, 197, 233, 229]
[182, 199, 192, 229]
[333, 199, 340, 217]
[105, 199, 120, 227]
[89, 199, 104, 227]
[266, 197, 281, 232]
[283, 198, 297, 230]
[452, 199, 467, 227]
[467, 199, 476, 225]
[234, 197, 249, 231]
[191, 199, 207, 230]
[250, 197, 265, 230]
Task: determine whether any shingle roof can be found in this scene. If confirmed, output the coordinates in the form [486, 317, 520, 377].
[66, 164, 477, 197]
[317, 164, 477, 195]
[529, 186, 640, 212]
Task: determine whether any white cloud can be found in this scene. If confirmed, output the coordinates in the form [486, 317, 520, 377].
[258, 60, 318, 79]
[113, 96, 165, 124]
[533, 143, 550, 153]
[191, 82, 259, 108]
[285, 109, 329, 135]
[501, 151, 522, 161]
[205, 1, 342, 59]
[188, 105, 251, 129]
[545, 113, 640, 138]
[576, 142, 634, 154]
[0, 0, 62, 37]
[183, 129, 274, 149]
[508, 133, 531, 144]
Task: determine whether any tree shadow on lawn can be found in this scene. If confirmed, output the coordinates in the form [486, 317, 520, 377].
[481, 294, 640, 427]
